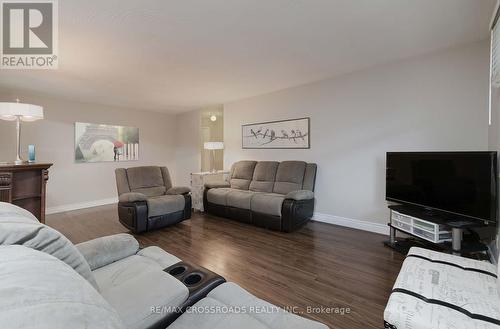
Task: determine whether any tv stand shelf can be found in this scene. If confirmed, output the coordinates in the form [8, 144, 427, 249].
[385, 205, 487, 256]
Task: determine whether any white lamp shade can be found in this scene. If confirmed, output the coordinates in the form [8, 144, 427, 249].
[0, 102, 44, 122]
[204, 142, 224, 150]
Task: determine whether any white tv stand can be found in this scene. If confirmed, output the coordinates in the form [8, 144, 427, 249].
[386, 205, 487, 256]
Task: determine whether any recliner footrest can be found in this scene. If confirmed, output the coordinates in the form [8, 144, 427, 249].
[169, 282, 329, 329]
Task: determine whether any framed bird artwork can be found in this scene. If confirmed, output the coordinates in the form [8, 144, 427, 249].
[241, 117, 310, 149]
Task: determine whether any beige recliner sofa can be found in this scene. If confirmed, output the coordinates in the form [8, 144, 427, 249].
[0, 202, 328, 329]
[204, 160, 317, 232]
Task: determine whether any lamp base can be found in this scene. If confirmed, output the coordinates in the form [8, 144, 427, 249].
[14, 159, 28, 165]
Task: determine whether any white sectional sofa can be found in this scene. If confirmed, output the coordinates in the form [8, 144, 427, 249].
[0, 202, 328, 329]
[384, 247, 500, 329]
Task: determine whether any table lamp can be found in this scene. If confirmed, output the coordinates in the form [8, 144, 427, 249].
[204, 142, 224, 173]
[0, 100, 44, 164]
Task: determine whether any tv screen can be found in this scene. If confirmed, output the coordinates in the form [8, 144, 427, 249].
[386, 152, 498, 223]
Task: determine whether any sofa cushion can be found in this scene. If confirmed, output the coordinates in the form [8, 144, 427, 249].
[147, 194, 185, 217]
[137, 246, 182, 268]
[0, 202, 99, 290]
[205, 182, 231, 189]
[94, 253, 189, 329]
[230, 161, 257, 190]
[285, 190, 314, 201]
[227, 190, 257, 210]
[127, 166, 165, 190]
[169, 282, 328, 329]
[250, 193, 285, 216]
[273, 161, 307, 194]
[0, 245, 124, 329]
[230, 178, 251, 190]
[131, 186, 167, 197]
[166, 186, 191, 195]
[207, 188, 233, 206]
[249, 161, 279, 193]
[119, 192, 148, 203]
[76, 233, 140, 271]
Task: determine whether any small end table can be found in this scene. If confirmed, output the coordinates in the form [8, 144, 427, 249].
[190, 171, 229, 212]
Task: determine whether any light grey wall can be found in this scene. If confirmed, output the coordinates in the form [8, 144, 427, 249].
[0, 92, 177, 210]
[224, 41, 490, 226]
[488, 71, 500, 261]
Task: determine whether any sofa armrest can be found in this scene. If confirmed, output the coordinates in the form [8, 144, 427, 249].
[166, 186, 191, 195]
[119, 192, 147, 203]
[76, 233, 140, 271]
[205, 182, 231, 189]
[285, 190, 314, 201]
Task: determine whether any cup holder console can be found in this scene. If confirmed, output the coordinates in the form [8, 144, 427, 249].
[169, 265, 187, 276]
[183, 273, 203, 286]
[164, 261, 226, 315]
[162, 261, 226, 327]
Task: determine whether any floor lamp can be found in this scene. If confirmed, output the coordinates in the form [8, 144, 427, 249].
[204, 142, 224, 173]
[0, 100, 44, 164]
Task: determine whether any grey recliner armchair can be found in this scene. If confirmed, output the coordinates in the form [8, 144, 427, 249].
[115, 166, 191, 233]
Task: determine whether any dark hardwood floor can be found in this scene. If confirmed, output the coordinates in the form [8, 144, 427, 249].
[47, 204, 405, 329]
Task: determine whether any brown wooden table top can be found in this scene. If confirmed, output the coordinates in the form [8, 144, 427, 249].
[0, 163, 53, 170]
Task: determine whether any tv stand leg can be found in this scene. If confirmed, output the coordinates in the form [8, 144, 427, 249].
[389, 226, 396, 245]
[451, 228, 462, 255]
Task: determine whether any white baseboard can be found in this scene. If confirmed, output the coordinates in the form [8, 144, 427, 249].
[46, 197, 118, 215]
[46, 199, 388, 236]
[312, 212, 388, 235]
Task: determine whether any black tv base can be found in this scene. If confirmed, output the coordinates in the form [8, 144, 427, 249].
[384, 237, 441, 254]
[385, 205, 489, 259]
[384, 237, 489, 260]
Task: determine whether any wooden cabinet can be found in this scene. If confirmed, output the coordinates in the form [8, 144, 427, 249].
[0, 163, 52, 223]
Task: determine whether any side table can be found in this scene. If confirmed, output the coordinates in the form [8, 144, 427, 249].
[191, 171, 229, 212]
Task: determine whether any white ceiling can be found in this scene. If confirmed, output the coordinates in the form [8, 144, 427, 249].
[0, 0, 496, 113]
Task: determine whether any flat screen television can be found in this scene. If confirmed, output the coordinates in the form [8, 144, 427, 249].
[386, 152, 498, 224]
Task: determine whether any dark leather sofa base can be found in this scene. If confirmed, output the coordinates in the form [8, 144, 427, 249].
[148, 210, 187, 231]
[118, 194, 192, 233]
[158, 261, 226, 328]
[204, 201, 226, 218]
[281, 198, 315, 232]
[252, 211, 282, 231]
[118, 201, 148, 233]
[203, 191, 313, 232]
[227, 206, 253, 224]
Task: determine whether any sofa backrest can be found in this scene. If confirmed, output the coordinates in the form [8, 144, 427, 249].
[0, 202, 99, 290]
[115, 166, 173, 197]
[0, 245, 124, 329]
[302, 163, 317, 191]
[249, 161, 279, 193]
[273, 161, 306, 194]
[229, 161, 257, 190]
[229, 160, 317, 194]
